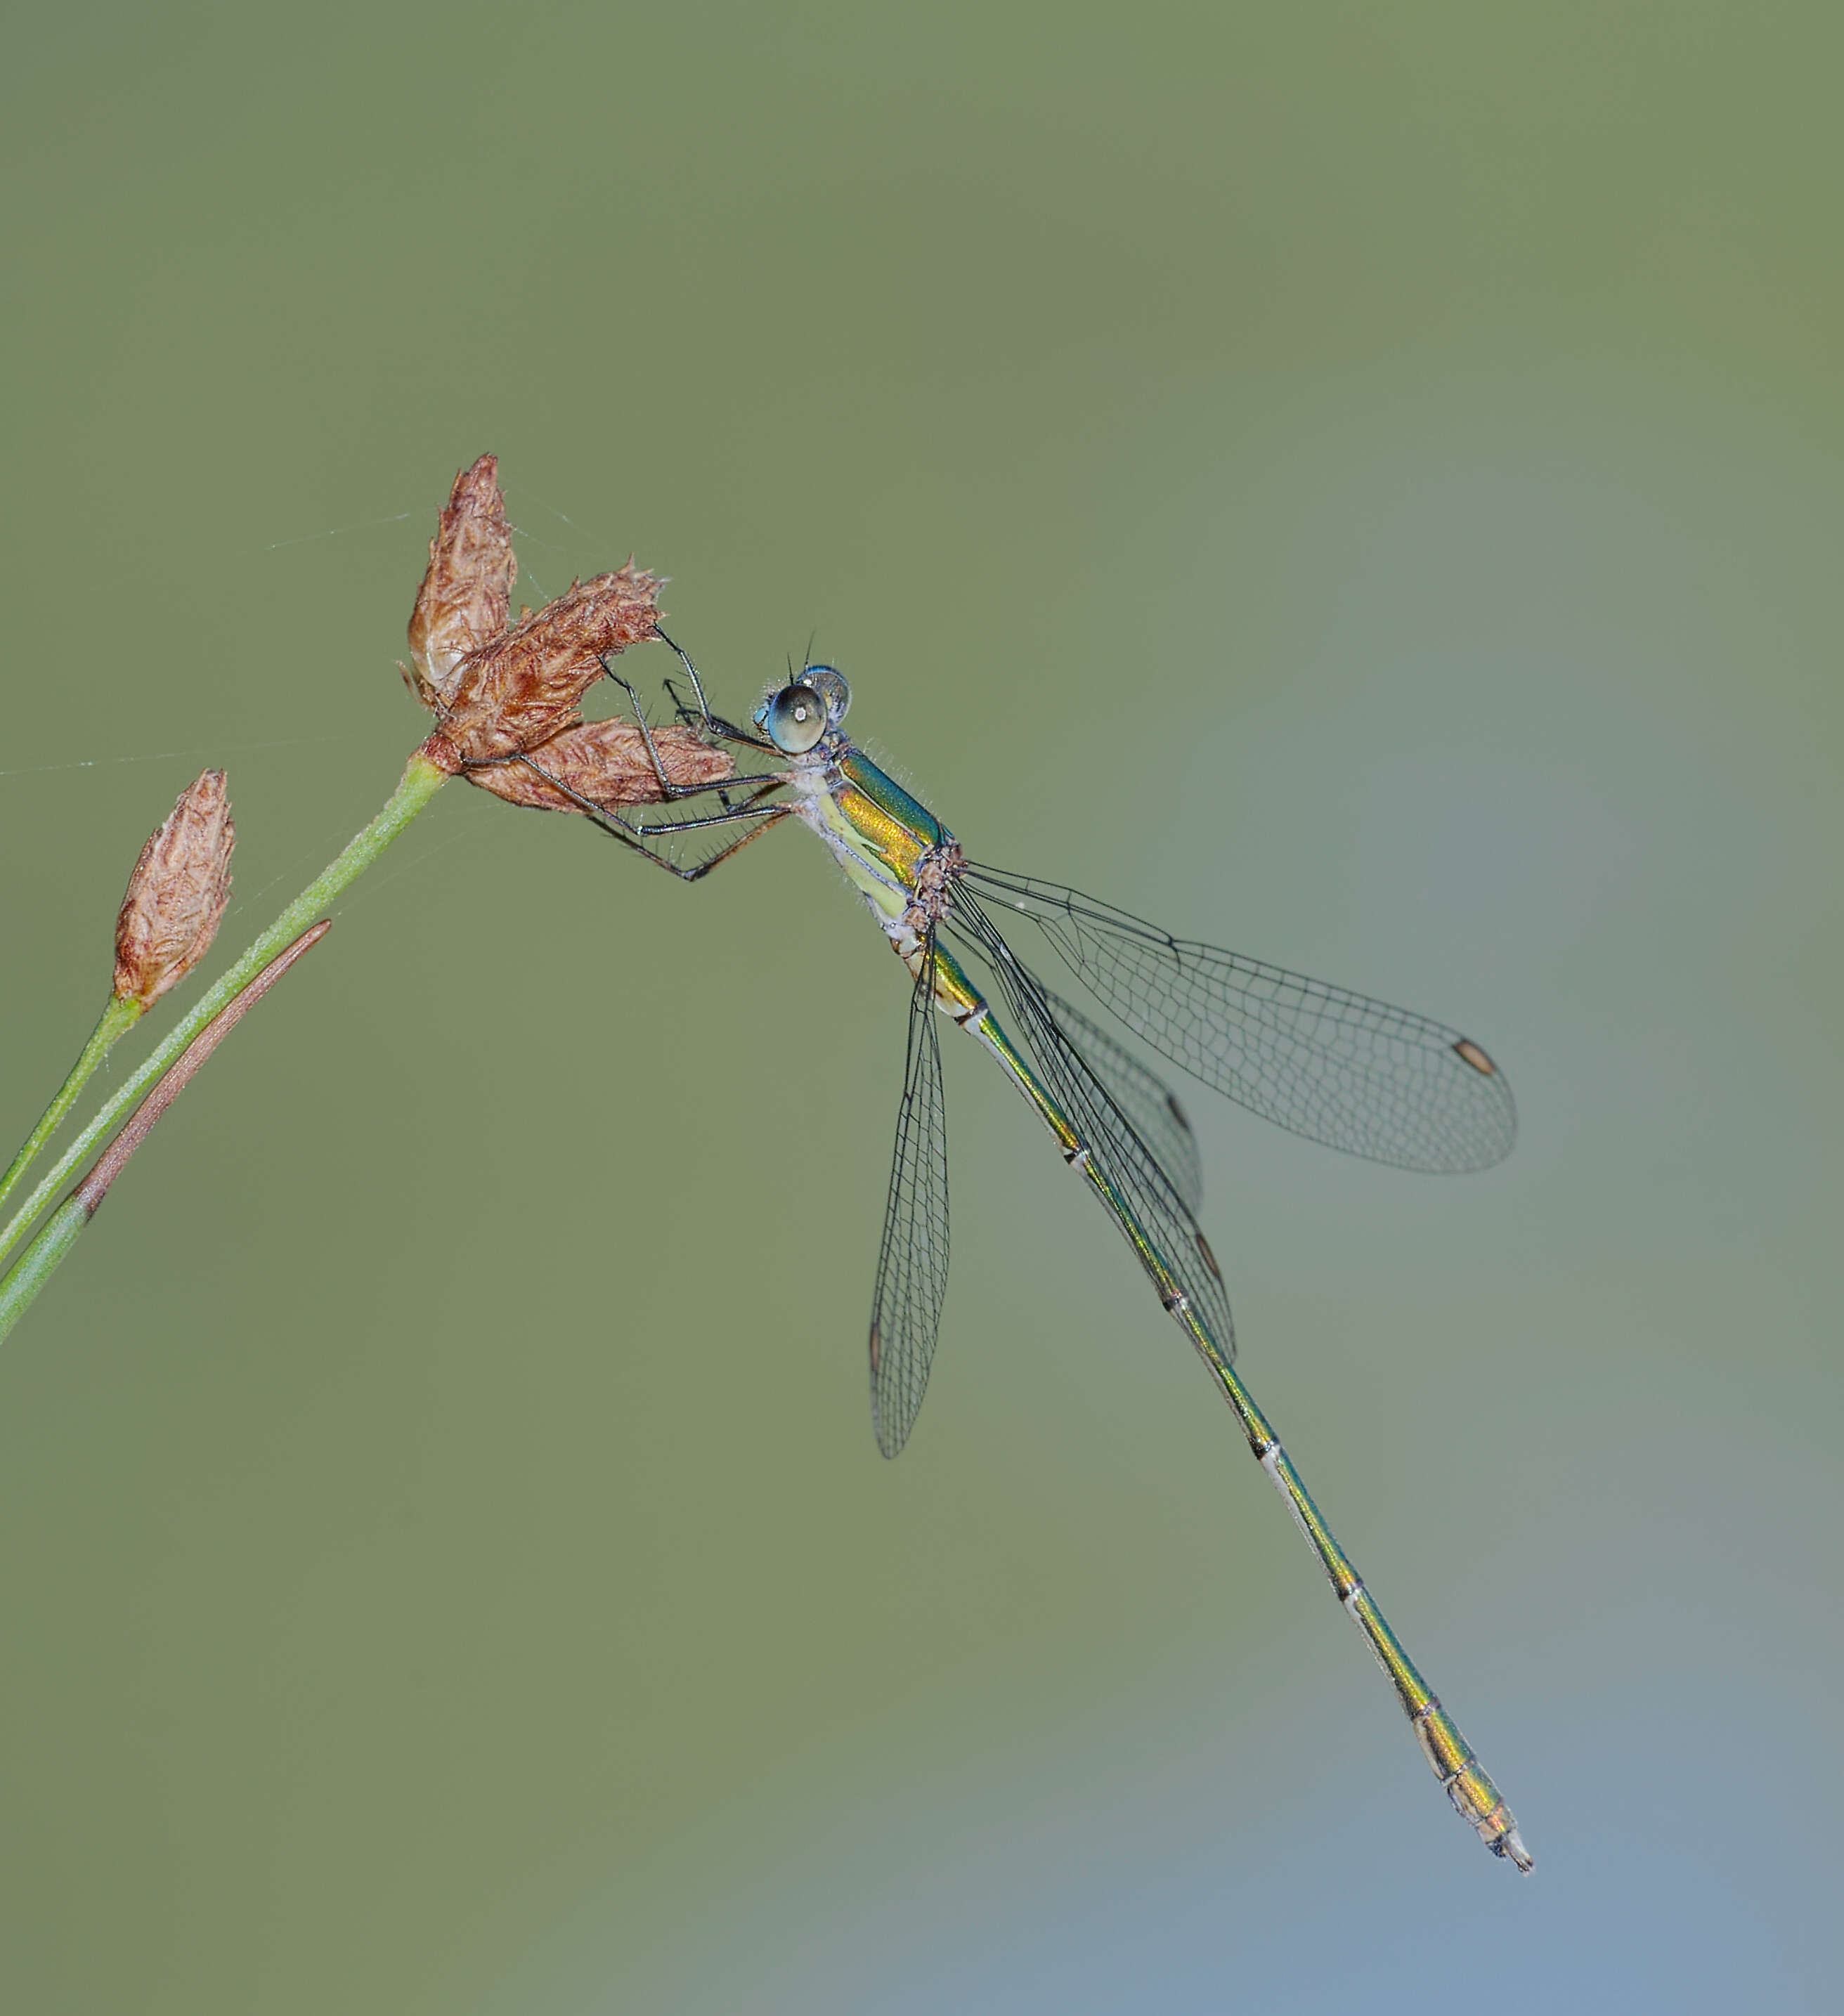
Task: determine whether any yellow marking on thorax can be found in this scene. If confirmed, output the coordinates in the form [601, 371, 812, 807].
[832, 783, 930, 889]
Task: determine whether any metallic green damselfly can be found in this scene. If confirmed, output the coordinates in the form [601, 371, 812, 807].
[511, 646, 1530, 1872]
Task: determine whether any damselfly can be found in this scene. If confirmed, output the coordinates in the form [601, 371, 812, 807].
[508, 646, 1530, 1871]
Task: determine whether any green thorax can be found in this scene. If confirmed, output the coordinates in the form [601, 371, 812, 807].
[791, 743, 953, 930]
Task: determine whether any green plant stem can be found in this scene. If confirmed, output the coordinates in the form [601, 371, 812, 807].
[0, 921, 332, 1347]
[0, 994, 143, 1221]
[0, 750, 449, 1270]
[0, 1197, 88, 1347]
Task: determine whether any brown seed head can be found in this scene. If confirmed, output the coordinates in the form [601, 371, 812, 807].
[403, 453, 517, 709]
[465, 717, 734, 813]
[422, 563, 665, 773]
[113, 770, 236, 1008]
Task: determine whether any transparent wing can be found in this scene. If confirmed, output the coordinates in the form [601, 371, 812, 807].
[950, 938, 1206, 1217]
[962, 865, 1516, 1174]
[868, 932, 952, 1458]
[947, 892, 1236, 1372]
[1040, 987, 1205, 1215]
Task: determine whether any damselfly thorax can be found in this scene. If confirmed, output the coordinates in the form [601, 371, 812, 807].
[784, 749, 961, 951]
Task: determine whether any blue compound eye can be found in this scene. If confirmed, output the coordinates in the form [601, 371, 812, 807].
[765, 683, 829, 753]
[803, 665, 851, 725]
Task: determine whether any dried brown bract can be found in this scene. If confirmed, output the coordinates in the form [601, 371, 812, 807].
[403, 454, 517, 709]
[466, 717, 734, 813]
[402, 460, 732, 808]
[421, 563, 667, 773]
[113, 770, 236, 1009]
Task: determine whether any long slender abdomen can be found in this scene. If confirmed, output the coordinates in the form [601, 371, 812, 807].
[949, 985, 1532, 1870]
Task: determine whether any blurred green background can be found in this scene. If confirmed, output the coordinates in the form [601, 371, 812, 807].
[3, 4, 1840, 2010]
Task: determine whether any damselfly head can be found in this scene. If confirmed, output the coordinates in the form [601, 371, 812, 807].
[753, 665, 851, 753]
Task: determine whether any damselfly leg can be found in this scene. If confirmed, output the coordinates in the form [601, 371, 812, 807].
[474, 746, 796, 883]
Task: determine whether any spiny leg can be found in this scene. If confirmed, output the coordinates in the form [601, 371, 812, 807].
[587, 629, 785, 824]
[652, 627, 780, 751]
[649, 625, 717, 729]
[588, 801, 796, 883]
[482, 747, 789, 833]
[485, 749, 796, 883]
[601, 663, 767, 806]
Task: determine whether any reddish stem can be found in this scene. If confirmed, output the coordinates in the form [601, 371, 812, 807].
[72, 921, 332, 1218]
